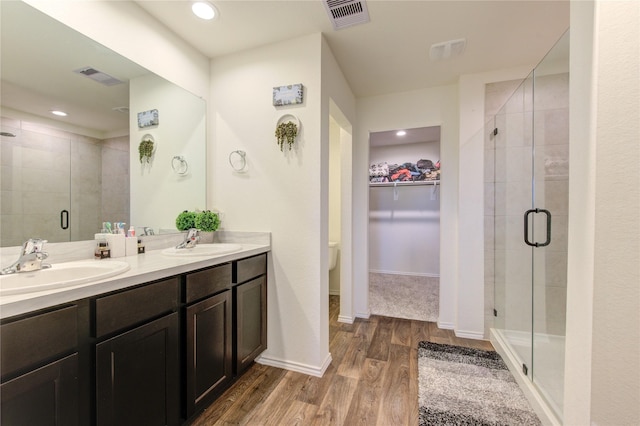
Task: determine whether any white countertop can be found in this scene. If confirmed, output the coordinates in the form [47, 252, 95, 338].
[0, 242, 270, 320]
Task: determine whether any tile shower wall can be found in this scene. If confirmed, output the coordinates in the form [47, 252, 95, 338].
[101, 135, 130, 232]
[484, 79, 524, 338]
[533, 72, 569, 337]
[0, 117, 130, 246]
[484, 74, 569, 338]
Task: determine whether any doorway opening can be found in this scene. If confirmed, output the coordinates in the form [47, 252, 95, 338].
[328, 99, 353, 324]
[368, 126, 441, 321]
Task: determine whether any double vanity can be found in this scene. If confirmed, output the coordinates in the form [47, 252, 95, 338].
[0, 233, 270, 425]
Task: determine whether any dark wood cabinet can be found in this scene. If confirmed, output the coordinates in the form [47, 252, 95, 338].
[234, 275, 267, 374]
[0, 305, 79, 425]
[1, 353, 79, 426]
[185, 290, 232, 417]
[93, 277, 180, 426]
[232, 253, 267, 375]
[0, 251, 267, 425]
[95, 312, 179, 426]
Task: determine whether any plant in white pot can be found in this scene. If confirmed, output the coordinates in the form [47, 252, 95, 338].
[195, 210, 221, 243]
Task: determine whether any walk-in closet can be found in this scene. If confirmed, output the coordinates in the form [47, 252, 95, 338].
[368, 126, 440, 321]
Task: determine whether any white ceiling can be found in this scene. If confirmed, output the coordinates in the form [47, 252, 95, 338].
[136, 0, 570, 97]
[1, 1, 570, 135]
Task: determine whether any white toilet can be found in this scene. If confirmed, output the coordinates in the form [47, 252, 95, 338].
[328, 241, 339, 271]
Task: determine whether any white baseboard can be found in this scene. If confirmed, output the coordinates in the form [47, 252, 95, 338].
[355, 309, 371, 319]
[256, 352, 332, 378]
[329, 289, 341, 296]
[455, 329, 485, 340]
[337, 314, 354, 324]
[369, 269, 440, 278]
[438, 321, 455, 330]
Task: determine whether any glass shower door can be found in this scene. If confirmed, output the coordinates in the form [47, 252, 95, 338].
[492, 30, 570, 423]
[493, 71, 535, 373]
[531, 30, 570, 417]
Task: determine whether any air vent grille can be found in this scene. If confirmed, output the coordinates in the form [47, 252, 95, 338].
[324, 0, 370, 30]
[73, 67, 124, 86]
[429, 39, 467, 61]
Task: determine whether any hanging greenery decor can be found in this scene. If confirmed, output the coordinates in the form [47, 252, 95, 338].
[138, 138, 155, 163]
[275, 121, 298, 151]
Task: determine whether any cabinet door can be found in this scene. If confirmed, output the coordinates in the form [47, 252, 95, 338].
[235, 275, 267, 374]
[1, 353, 79, 426]
[96, 313, 179, 426]
[185, 291, 232, 417]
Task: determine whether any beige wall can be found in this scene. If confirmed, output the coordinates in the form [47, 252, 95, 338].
[129, 74, 206, 233]
[210, 33, 357, 375]
[588, 1, 639, 424]
[565, 1, 640, 424]
[328, 117, 341, 295]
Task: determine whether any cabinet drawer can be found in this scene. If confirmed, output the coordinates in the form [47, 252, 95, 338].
[1, 305, 77, 379]
[185, 263, 231, 304]
[233, 254, 267, 284]
[94, 277, 179, 338]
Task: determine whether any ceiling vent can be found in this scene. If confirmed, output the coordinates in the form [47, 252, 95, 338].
[323, 0, 370, 30]
[73, 67, 124, 86]
[429, 38, 467, 61]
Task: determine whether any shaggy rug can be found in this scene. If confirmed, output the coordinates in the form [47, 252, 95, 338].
[418, 342, 541, 426]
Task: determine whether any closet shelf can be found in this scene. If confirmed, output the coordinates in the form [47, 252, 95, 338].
[369, 180, 440, 187]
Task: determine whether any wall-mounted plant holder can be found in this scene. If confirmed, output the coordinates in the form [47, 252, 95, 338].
[229, 150, 247, 172]
[275, 114, 300, 151]
[171, 155, 189, 175]
[138, 134, 156, 164]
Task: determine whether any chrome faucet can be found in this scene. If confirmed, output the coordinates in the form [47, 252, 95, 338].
[176, 228, 200, 249]
[1, 238, 51, 275]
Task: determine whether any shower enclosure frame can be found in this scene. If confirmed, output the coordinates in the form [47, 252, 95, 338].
[489, 30, 570, 426]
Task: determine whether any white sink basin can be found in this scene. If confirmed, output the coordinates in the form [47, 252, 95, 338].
[0, 260, 130, 296]
[162, 243, 243, 257]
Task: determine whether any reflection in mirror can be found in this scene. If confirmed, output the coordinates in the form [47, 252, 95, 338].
[0, 1, 206, 247]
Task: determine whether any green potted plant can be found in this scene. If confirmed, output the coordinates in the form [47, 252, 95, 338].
[275, 121, 298, 151]
[195, 210, 221, 232]
[175, 210, 197, 231]
[138, 138, 155, 164]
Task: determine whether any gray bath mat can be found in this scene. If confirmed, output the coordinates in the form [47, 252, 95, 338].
[418, 342, 541, 425]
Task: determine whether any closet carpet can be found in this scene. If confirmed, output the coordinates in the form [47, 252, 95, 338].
[369, 273, 439, 322]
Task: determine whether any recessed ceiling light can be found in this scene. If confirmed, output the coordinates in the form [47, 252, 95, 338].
[50, 110, 68, 117]
[192, 2, 218, 20]
[396, 130, 407, 136]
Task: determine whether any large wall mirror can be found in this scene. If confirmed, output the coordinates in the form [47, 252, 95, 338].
[0, 1, 206, 247]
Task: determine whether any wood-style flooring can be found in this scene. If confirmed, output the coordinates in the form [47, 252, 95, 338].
[189, 295, 494, 426]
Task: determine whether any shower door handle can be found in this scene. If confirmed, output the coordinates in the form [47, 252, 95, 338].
[60, 209, 69, 230]
[524, 208, 551, 247]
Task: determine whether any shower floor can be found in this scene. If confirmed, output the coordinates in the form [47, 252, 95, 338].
[495, 328, 565, 422]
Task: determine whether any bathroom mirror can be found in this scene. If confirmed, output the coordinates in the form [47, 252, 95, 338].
[0, 1, 206, 247]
